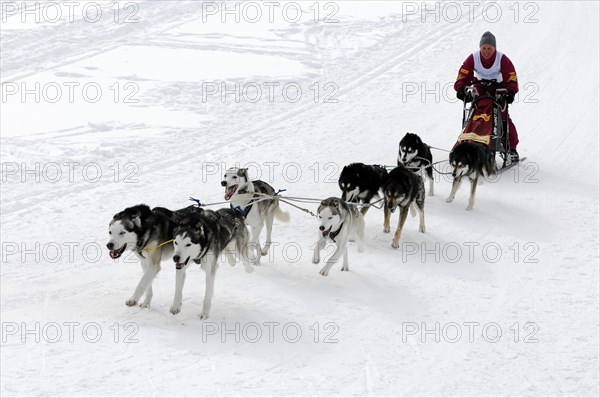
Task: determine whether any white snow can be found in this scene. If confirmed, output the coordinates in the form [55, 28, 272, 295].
[1, 1, 598, 397]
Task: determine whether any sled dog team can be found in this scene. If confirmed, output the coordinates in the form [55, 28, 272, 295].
[107, 133, 494, 319]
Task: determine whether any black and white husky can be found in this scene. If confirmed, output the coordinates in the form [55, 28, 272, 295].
[312, 197, 365, 276]
[221, 167, 289, 264]
[338, 163, 388, 215]
[107, 204, 177, 308]
[171, 207, 252, 319]
[383, 166, 426, 249]
[446, 141, 496, 211]
[398, 132, 434, 196]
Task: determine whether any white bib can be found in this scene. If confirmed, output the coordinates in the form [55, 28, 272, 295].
[473, 51, 503, 82]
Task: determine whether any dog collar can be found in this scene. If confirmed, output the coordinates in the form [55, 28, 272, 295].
[329, 222, 344, 242]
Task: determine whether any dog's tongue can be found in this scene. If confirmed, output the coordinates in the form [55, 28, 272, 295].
[176, 263, 184, 270]
[322, 226, 332, 237]
[224, 186, 237, 200]
[109, 250, 119, 259]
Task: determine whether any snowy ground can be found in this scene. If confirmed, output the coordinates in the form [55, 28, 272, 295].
[1, 1, 599, 396]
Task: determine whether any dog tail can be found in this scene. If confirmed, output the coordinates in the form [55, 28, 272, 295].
[274, 204, 290, 222]
[409, 203, 417, 217]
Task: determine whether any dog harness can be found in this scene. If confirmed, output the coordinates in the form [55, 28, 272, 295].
[233, 187, 255, 218]
[328, 223, 344, 242]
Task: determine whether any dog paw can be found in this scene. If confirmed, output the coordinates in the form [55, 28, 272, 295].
[465, 206, 473, 211]
[125, 299, 137, 307]
[419, 226, 426, 233]
[198, 313, 209, 320]
[139, 302, 151, 309]
[383, 226, 390, 234]
[312, 257, 320, 264]
[446, 197, 454, 203]
[244, 265, 254, 273]
[319, 267, 329, 276]
[391, 241, 399, 249]
[260, 248, 269, 256]
[428, 191, 434, 197]
[170, 305, 181, 315]
[341, 265, 349, 271]
[357, 246, 364, 253]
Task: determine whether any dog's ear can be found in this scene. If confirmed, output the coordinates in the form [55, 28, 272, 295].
[130, 210, 142, 227]
[238, 168, 249, 180]
[332, 198, 341, 208]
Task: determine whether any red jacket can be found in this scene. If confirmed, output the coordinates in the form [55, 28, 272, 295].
[454, 51, 519, 93]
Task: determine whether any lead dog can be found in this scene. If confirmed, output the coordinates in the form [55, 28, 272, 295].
[312, 197, 365, 276]
[383, 166, 426, 249]
[398, 132, 434, 196]
[171, 207, 252, 319]
[446, 141, 495, 211]
[107, 204, 177, 308]
[221, 167, 289, 264]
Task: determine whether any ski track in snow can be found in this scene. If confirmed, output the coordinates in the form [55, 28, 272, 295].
[1, 2, 599, 397]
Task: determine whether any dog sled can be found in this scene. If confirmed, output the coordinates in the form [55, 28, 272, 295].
[458, 78, 524, 171]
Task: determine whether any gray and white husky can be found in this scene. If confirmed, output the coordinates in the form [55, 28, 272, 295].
[312, 197, 365, 276]
[383, 166, 426, 249]
[398, 132, 435, 196]
[221, 167, 289, 264]
[171, 207, 252, 319]
[106, 204, 176, 308]
[446, 141, 495, 211]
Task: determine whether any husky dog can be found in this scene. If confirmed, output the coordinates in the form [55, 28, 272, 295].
[338, 163, 388, 215]
[383, 166, 426, 249]
[398, 132, 434, 196]
[171, 207, 252, 319]
[107, 204, 177, 308]
[312, 197, 365, 276]
[221, 167, 289, 264]
[446, 141, 496, 211]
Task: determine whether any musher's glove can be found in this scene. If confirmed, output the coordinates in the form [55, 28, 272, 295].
[505, 90, 515, 104]
[457, 87, 472, 102]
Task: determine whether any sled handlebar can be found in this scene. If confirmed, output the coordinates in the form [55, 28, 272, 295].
[470, 78, 500, 86]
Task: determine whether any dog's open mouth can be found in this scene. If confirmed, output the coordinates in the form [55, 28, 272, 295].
[321, 226, 332, 237]
[109, 244, 126, 259]
[175, 256, 190, 270]
[224, 185, 238, 200]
